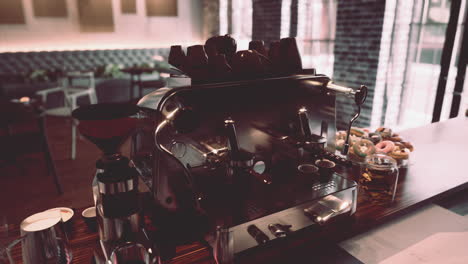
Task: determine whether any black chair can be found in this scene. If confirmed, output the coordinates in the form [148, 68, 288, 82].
[0, 100, 63, 194]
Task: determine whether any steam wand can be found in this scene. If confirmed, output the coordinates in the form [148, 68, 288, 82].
[341, 85, 368, 156]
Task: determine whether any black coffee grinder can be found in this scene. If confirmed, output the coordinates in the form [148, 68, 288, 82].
[72, 103, 146, 262]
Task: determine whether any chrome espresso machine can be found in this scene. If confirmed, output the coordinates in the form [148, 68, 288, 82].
[131, 71, 368, 261]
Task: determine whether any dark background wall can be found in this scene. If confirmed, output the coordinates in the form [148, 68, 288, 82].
[289, 0, 298, 37]
[252, 0, 283, 46]
[251, 0, 388, 129]
[332, 0, 387, 129]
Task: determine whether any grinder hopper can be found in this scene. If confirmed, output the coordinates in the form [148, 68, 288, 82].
[71, 103, 139, 156]
[72, 103, 143, 258]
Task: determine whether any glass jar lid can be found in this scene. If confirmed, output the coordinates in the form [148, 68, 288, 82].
[365, 153, 397, 168]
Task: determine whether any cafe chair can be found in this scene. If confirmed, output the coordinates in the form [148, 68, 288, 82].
[0, 100, 63, 194]
[36, 71, 97, 160]
[139, 76, 166, 98]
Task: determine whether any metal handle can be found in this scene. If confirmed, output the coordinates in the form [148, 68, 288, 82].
[320, 120, 328, 138]
[298, 108, 312, 141]
[2, 236, 25, 264]
[354, 85, 368, 106]
[224, 118, 240, 158]
[214, 226, 234, 264]
[341, 104, 361, 156]
[326, 83, 368, 107]
[326, 82, 355, 95]
[340, 85, 367, 156]
[247, 225, 269, 244]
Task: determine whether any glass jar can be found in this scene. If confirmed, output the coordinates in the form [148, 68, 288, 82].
[214, 226, 234, 264]
[360, 153, 399, 204]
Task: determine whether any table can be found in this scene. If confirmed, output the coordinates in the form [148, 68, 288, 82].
[8, 117, 468, 263]
[122, 67, 156, 99]
[121, 66, 171, 99]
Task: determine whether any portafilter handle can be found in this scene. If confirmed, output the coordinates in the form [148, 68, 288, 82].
[224, 118, 271, 185]
[298, 108, 313, 142]
[341, 85, 368, 156]
[224, 118, 241, 159]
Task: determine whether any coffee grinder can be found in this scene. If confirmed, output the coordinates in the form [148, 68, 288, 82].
[72, 103, 145, 261]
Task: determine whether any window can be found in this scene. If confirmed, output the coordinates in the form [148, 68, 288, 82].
[411, 0, 450, 65]
[230, 0, 253, 49]
[296, 0, 337, 76]
[398, 0, 466, 128]
[220, 0, 252, 49]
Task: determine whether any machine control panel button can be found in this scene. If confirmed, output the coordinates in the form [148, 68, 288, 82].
[247, 224, 269, 244]
[268, 223, 292, 238]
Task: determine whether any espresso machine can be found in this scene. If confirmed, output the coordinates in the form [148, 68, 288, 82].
[131, 71, 368, 261]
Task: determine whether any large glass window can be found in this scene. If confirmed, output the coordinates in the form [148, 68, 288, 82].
[296, 0, 337, 76]
[230, 0, 253, 49]
[222, 0, 467, 126]
[224, 0, 336, 75]
[398, 0, 466, 128]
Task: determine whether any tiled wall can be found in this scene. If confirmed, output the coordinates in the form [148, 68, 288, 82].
[202, 0, 220, 39]
[332, 0, 387, 129]
[251, 0, 393, 129]
[241, 0, 412, 130]
[252, 0, 283, 46]
[289, 0, 298, 38]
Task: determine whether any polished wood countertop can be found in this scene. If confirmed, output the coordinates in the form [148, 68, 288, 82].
[9, 117, 468, 263]
[357, 117, 468, 224]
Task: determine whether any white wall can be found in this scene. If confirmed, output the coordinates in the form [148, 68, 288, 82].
[0, 0, 203, 52]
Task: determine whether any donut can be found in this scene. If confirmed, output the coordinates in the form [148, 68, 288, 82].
[350, 127, 365, 137]
[401, 141, 414, 152]
[375, 127, 385, 132]
[376, 127, 392, 138]
[394, 142, 405, 150]
[336, 136, 359, 150]
[352, 139, 376, 157]
[347, 146, 365, 162]
[390, 147, 410, 160]
[336, 130, 347, 140]
[335, 139, 345, 150]
[388, 136, 403, 142]
[375, 140, 395, 153]
[348, 135, 360, 146]
[366, 132, 382, 145]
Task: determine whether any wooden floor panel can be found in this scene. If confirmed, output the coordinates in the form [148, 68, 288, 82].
[0, 116, 132, 224]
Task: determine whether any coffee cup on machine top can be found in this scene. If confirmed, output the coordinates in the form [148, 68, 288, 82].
[315, 159, 336, 180]
[204, 34, 237, 62]
[279, 37, 303, 75]
[168, 45, 187, 71]
[249, 40, 268, 57]
[231, 50, 269, 78]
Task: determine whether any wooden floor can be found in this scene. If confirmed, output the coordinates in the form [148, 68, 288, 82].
[0, 116, 132, 224]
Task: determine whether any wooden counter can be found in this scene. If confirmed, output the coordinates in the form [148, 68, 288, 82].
[8, 117, 468, 263]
